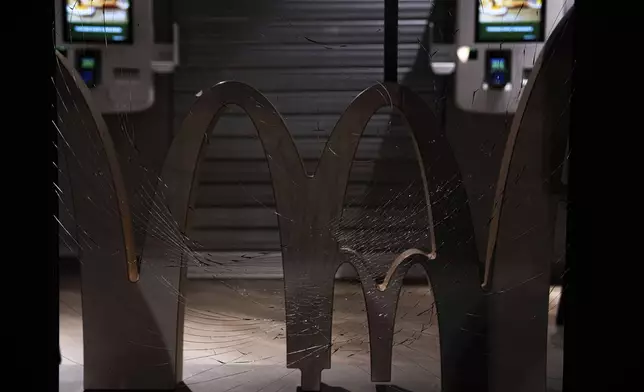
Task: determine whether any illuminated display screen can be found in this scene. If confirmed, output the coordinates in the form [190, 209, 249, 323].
[488, 57, 509, 87]
[80, 57, 96, 68]
[63, 1, 132, 43]
[476, 1, 545, 43]
[76, 49, 101, 88]
[490, 58, 506, 71]
[485, 50, 511, 89]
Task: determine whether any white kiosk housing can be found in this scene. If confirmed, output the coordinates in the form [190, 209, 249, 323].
[431, 0, 573, 114]
[54, 0, 177, 113]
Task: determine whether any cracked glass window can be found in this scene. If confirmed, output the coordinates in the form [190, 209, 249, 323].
[54, 1, 572, 391]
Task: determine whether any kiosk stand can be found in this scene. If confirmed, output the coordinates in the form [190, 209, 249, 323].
[429, 0, 573, 114]
[54, 0, 178, 113]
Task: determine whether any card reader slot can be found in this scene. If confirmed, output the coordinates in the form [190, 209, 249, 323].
[113, 67, 141, 80]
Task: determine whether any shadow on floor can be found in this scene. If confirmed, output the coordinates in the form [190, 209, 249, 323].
[296, 384, 415, 392]
[154, 383, 416, 392]
[376, 385, 414, 392]
[297, 384, 350, 392]
[174, 382, 355, 392]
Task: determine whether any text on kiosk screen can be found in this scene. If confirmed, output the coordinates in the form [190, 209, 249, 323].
[476, 1, 545, 43]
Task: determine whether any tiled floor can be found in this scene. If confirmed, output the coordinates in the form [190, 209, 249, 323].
[59, 274, 563, 392]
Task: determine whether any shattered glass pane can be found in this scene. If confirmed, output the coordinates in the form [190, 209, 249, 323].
[54, 1, 572, 391]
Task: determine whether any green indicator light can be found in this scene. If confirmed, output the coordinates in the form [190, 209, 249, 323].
[81, 57, 96, 69]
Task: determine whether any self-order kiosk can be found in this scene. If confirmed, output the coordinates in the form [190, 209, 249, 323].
[54, 1, 178, 113]
[431, 0, 573, 114]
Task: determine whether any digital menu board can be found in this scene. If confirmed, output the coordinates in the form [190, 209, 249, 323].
[476, 1, 545, 43]
[63, 0, 132, 43]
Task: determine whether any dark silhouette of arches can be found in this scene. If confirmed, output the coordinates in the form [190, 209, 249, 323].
[346, 247, 485, 392]
[326, 83, 485, 391]
[55, 51, 138, 282]
[353, 0, 456, 282]
[329, 261, 371, 371]
[55, 52, 177, 390]
[483, 7, 574, 392]
[148, 80, 482, 391]
[139, 81, 307, 387]
[484, 7, 575, 287]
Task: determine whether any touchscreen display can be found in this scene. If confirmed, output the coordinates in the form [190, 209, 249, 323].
[63, 1, 132, 43]
[476, 1, 545, 43]
[488, 56, 510, 88]
[76, 50, 101, 88]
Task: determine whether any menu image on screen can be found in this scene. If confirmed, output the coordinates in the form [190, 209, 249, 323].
[476, 0, 545, 42]
[64, 0, 132, 43]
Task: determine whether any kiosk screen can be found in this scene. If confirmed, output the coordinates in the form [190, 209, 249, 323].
[476, 1, 545, 42]
[63, 1, 132, 43]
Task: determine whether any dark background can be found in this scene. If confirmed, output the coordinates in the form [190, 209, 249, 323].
[60, 0, 566, 281]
